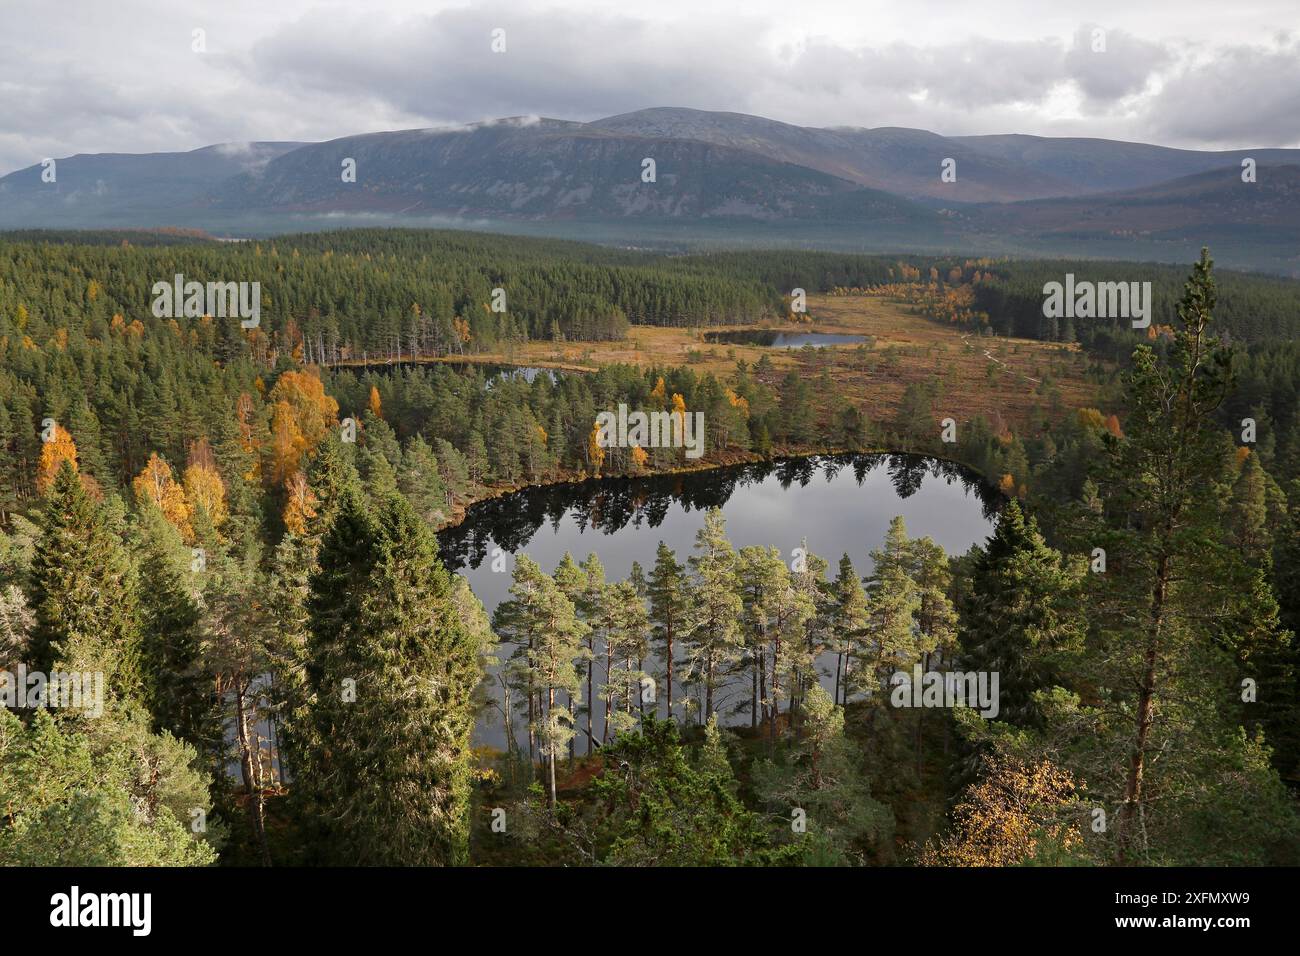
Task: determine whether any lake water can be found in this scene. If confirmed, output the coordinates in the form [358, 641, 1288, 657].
[703, 330, 868, 348]
[438, 453, 999, 752]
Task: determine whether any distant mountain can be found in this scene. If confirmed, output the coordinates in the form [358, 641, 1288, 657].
[206, 117, 931, 223]
[593, 108, 1079, 202]
[967, 164, 1300, 238]
[950, 133, 1300, 194]
[1, 108, 1297, 274]
[592, 108, 1300, 203]
[0, 142, 303, 226]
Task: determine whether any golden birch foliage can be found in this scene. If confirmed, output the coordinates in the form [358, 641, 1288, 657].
[36, 424, 78, 494]
[267, 369, 339, 456]
[282, 471, 318, 535]
[588, 421, 605, 475]
[183, 461, 227, 530]
[267, 401, 308, 488]
[919, 756, 1082, 867]
[133, 453, 192, 539]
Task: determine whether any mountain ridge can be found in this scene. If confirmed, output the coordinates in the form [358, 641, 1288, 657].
[2, 108, 1296, 274]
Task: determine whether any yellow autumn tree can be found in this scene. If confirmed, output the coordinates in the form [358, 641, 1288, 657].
[36, 424, 78, 494]
[283, 471, 319, 535]
[267, 369, 339, 457]
[183, 439, 227, 531]
[368, 385, 383, 420]
[267, 401, 309, 488]
[630, 445, 648, 470]
[725, 388, 750, 417]
[671, 393, 687, 429]
[1075, 407, 1107, 432]
[649, 377, 666, 404]
[588, 421, 606, 475]
[133, 453, 192, 539]
[919, 755, 1082, 867]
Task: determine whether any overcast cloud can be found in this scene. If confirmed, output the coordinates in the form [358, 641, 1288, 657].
[1, 0, 1297, 175]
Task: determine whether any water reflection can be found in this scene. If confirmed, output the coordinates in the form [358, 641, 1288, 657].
[438, 453, 999, 575]
[439, 453, 1000, 751]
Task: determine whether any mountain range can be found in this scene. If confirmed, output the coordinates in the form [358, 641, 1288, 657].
[2, 108, 1297, 274]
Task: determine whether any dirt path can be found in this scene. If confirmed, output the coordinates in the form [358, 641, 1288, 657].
[960, 333, 1042, 385]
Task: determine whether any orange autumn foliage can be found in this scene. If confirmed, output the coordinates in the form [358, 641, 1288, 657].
[183, 455, 227, 532]
[588, 422, 605, 475]
[919, 755, 1081, 867]
[36, 424, 78, 495]
[264, 370, 339, 487]
[267, 401, 309, 488]
[282, 471, 319, 535]
[268, 370, 339, 452]
[133, 453, 192, 539]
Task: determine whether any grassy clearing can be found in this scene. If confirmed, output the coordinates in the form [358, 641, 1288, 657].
[425, 295, 1101, 429]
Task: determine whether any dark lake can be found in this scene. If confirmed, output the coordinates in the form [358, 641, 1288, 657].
[703, 330, 868, 348]
[438, 453, 1000, 752]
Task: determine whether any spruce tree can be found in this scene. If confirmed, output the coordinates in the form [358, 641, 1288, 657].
[30, 461, 140, 700]
[301, 484, 486, 863]
[957, 499, 1082, 728]
[134, 503, 216, 757]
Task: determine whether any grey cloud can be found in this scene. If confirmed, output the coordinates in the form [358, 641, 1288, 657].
[1064, 24, 1171, 107]
[1144, 36, 1300, 146]
[2, 1, 1299, 176]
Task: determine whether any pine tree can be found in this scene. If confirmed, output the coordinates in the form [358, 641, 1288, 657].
[683, 509, 743, 721]
[830, 554, 868, 706]
[604, 579, 650, 736]
[493, 555, 587, 807]
[648, 541, 687, 719]
[752, 684, 892, 864]
[856, 516, 920, 707]
[1065, 249, 1300, 863]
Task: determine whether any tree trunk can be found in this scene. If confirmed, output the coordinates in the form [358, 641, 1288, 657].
[666, 618, 674, 719]
[1117, 550, 1169, 863]
[586, 635, 594, 755]
[235, 679, 272, 866]
[547, 688, 558, 808]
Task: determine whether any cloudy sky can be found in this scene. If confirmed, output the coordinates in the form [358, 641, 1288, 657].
[2, 0, 1298, 175]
